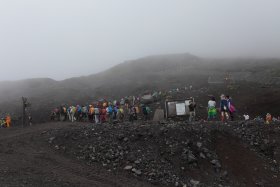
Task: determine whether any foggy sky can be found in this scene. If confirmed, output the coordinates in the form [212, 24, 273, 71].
[0, 0, 280, 81]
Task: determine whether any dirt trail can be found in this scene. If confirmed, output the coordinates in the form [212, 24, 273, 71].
[0, 122, 279, 187]
[0, 123, 154, 187]
[213, 131, 279, 187]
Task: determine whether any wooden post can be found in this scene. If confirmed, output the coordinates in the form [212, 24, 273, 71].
[21, 97, 31, 128]
[22, 97, 26, 128]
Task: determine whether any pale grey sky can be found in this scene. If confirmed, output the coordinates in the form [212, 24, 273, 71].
[0, 0, 279, 80]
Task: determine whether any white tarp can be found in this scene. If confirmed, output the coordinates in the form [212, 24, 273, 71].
[142, 94, 153, 100]
[153, 109, 165, 121]
[176, 103, 186, 115]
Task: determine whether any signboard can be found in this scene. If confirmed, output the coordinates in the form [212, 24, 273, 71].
[176, 103, 186, 115]
[165, 98, 194, 118]
[167, 102, 177, 117]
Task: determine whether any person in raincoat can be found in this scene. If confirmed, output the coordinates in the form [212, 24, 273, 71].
[106, 104, 113, 124]
[226, 95, 236, 121]
[129, 106, 137, 123]
[6, 115, 11, 128]
[117, 107, 125, 122]
[0, 118, 6, 128]
[100, 107, 107, 123]
[266, 113, 272, 124]
[220, 94, 229, 123]
[207, 97, 217, 121]
[142, 105, 151, 121]
[88, 105, 95, 122]
[94, 106, 100, 124]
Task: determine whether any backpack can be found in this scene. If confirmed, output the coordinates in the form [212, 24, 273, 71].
[119, 108, 124, 114]
[82, 107, 87, 113]
[89, 107, 94, 115]
[142, 107, 147, 115]
[107, 106, 113, 114]
[95, 108, 100, 114]
[146, 107, 151, 113]
[229, 105, 236, 113]
[135, 106, 140, 114]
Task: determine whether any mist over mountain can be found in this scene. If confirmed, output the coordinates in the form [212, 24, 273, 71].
[0, 53, 279, 122]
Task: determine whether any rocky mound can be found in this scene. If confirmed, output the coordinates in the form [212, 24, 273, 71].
[46, 121, 280, 187]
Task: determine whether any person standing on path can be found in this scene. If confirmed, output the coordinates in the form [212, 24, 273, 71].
[189, 100, 196, 122]
[5, 115, 11, 128]
[220, 94, 229, 123]
[208, 97, 217, 121]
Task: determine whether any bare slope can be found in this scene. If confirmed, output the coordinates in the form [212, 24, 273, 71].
[0, 53, 279, 122]
[0, 121, 279, 187]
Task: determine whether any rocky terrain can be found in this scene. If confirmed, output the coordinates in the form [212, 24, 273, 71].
[0, 53, 279, 186]
[0, 119, 279, 187]
[43, 121, 280, 187]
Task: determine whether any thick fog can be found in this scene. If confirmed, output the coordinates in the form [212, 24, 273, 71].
[0, 0, 279, 81]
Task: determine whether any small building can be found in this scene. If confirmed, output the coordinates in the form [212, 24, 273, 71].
[208, 73, 235, 85]
[208, 75, 224, 84]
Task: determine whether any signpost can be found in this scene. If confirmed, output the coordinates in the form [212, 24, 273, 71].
[22, 97, 31, 127]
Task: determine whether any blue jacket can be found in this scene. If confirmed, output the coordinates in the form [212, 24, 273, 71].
[220, 99, 228, 110]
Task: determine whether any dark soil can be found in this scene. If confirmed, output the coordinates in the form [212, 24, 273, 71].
[0, 123, 154, 187]
[1, 121, 278, 186]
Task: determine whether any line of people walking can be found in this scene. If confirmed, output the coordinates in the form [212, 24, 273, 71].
[51, 101, 152, 124]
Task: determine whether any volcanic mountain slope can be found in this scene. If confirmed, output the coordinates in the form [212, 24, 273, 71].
[0, 121, 279, 187]
[0, 53, 279, 122]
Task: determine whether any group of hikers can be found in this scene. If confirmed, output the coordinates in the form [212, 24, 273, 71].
[0, 86, 277, 128]
[206, 94, 279, 124]
[49, 92, 236, 124]
[250, 113, 280, 124]
[0, 115, 12, 128]
[51, 99, 152, 124]
[49, 90, 279, 125]
[206, 94, 236, 122]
